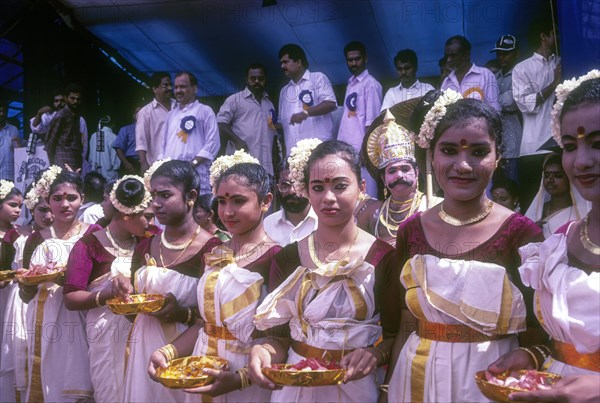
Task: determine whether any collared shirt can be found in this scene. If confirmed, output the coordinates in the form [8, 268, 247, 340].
[380, 79, 435, 112]
[112, 123, 138, 158]
[30, 111, 57, 135]
[0, 123, 18, 180]
[279, 69, 337, 155]
[264, 207, 318, 246]
[217, 87, 277, 175]
[135, 98, 176, 165]
[338, 69, 382, 151]
[442, 63, 501, 111]
[160, 100, 220, 193]
[496, 69, 522, 159]
[512, 53, 559, 156]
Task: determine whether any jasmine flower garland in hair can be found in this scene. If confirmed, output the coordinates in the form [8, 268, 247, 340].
[35, 165, 62, 198]
[110, 175, 152, 215]
[287, 138, 323, 196]
[0, 180, 15, 200]
[209, 149, 259, 191]
[416, 89, 463, 149]
[551, 69, 600, 147]
[24, 181, 40, 210]
[143, 158, 171, 189]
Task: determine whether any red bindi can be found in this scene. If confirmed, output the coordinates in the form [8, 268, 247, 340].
[460, 139, 468, 148]
[324, 178, 331, 183]
[224, 192, 230, 198]
[577, 126, 586, 138]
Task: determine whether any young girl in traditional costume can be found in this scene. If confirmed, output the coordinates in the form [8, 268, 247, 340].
[488, 70, 600, 402]
[63, 175, 152, 402]
[0, 180, 22, 402]
[114, 160, 220, 403]
[19, 167, 100, 402]
[248, 139, 401, 402]
[383, 92, 543, 402]
[149, 151, 281, 402]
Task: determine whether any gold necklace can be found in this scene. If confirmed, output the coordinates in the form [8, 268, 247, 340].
[308, 228, 359, 267]
[50, 222, 82, 240]
[438, 200, 494, 226]
[159, 226, 201, 267]
[230, 234, 268, 262]
[378, 191, 422, 237]
[580, 213, 600, 255]
[106, 227, 136, 257]
[161, 229, 192, 250]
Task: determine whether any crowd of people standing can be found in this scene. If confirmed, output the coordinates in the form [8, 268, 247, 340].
[0, 20, 598, 403]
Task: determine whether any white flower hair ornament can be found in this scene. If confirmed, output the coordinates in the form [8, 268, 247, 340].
[209, 149, 260, 192]
[110, 175, 152, 215]
[551, 69, 600, 147]
[35, 165, 63, 199]
[24, 181, 40, 210]
[143, 158, 171, 189]
[0, 180, 15, 200]
[287, 138, 323, 196]
[416, 89, 463, 148]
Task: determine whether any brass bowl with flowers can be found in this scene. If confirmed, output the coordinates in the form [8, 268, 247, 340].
[155, 356, 229, 389]
[261, 364, 347, 387]
[15, 266, 66, 286]
[475, 370, 562, 402]
[106, 294, 166, 315]
[0, 270, 17, 282]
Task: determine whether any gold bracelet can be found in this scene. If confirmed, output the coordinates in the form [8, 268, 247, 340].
[159, 344, 179, 362]
[158, 347, 172, 362]
[531, 345, 550, 362]
[518, 347, 539, 370]
[379, 384, 389, 393]
[236, 367, 251, 390]
[371, 345, 388, 365]
[95, 291, 103, 307]
[184, 308, 193, 326]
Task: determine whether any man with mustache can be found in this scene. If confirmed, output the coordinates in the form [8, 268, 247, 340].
[360, 110, 442, 246]
[338, 41, 382, 197]
[217, 63, 277, 175]
[264, 163, 318, 246]
[159, 71, 219, 194]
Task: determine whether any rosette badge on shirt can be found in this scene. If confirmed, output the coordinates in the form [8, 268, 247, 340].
[299, 90, 314, 110]
[177, 115, 196, 144]
[346, 92, 358, 117]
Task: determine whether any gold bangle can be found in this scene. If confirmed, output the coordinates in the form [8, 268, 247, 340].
[95, 291, 103, 307]
[236, 367, 251, 390]
[531, 345, 550, 362]
[518, 347, 539, 370]
[184, 308, 193, 326]
[158, 347, 172, 362]
[371, 345, 388, 365]
[379, 384, 389, 393]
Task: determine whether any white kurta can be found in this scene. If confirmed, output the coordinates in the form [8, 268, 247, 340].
[186, 246, 271, 402]
[519, 230, 600, 376]
[24, 235, 93, 403]
[255, 258, 381, 403]
[388, 255, 526, 403]
[123, 263, 200, 403]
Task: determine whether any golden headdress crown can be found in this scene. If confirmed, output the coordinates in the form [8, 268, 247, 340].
[367, 109, 415, 169]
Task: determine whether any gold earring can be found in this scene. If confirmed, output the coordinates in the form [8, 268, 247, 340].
[384, 188, 388, 198]
[261, 206, 268, 213]
[123, 215, 130, 221]
[188, 200, 194, 207]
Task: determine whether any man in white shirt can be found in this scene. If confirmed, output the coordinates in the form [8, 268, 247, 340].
[217, 63, 277, 175]
[160, 71, 220, 194]
[30, 93, 66, 140]
[0, 102, 20, 180]
[381, 49, 434, 111]
[442, 36, 501, 111]
[136, 72, 175, 173]
[264, 164, 318, 246]
[338, 41, 382, 197]
[512, 19, 561, 211]
[278, 43, 337, 156]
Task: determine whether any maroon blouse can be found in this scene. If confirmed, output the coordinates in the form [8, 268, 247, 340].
[0, 227, 20, 270]
[63, 233, 115, 294]
[395, 212, 543, 325]
[130, 235, 222, 282]
[245, 245, 282, 283]
[269, 239, 401, 338]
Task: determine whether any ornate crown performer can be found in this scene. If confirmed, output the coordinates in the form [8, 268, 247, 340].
[360, 109, 442, 245]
